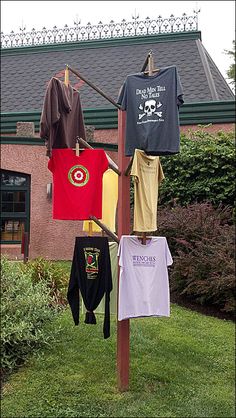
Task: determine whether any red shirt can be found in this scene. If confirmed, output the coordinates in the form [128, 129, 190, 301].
[48, 149, 108, 220]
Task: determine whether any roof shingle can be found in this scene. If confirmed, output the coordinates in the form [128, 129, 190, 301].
[1, 32, 234, 113]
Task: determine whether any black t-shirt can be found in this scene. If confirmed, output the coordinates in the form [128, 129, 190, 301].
[117, 66, 184, 156]
[67, 236, 113, 339]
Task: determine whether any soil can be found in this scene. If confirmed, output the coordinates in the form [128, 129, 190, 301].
[171, 295, 235, 322]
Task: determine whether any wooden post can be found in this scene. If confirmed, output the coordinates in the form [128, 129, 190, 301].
[142, 232, 147, 245]
[117, 109, 130, 391]
[88, 221, 93, 236]
[67, 65, 120, 109]
[75, 140, 80, 156]
[76, 137, 121, 176]
[65, 62, 153, 391]
[148, 51, 154, 76]
[64, 65, 69, 86]
[89, 215, 119, 243]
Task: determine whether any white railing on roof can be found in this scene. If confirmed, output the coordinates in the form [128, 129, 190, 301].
[1, 11, 200, 49]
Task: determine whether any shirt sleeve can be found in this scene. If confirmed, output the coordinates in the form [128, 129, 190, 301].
[40, 78, 60, 140]
[158, 159, 165, 185]
[67, 239, 80, 325]
[130, 151, 139, 183]
[101, 151, 109, 173]
[47, 155, 54, 173]
[117, 236, 124, 267]
[165, 239, 173, 266]
[176, 67, 184, 107]
[117, 78, 128, 110]
[74, 90, 86, 140]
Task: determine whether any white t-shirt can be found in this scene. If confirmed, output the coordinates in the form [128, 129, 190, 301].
[118, 235, 173, 321]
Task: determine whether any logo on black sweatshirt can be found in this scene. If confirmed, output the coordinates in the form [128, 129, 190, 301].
[84, 248, 100, 279]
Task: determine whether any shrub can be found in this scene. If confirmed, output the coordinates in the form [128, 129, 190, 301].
[1, 257, 60, 374]
[172, 236, 235, 313]
[20, 257, 69, 306]
[159, 128, 235, 207]
[158, 202, 233, 253]
[158, 203, 235, 314]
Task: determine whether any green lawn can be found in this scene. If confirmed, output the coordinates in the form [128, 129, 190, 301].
[1, 305, 235, 418]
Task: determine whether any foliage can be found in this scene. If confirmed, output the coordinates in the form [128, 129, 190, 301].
[1, 308, 235, 418]
[158, 203, 235, 313]
[159, 128, 235, 207]
[20, 257, 70, 306]
[224, 40, 235, 90]
[1, 257, 61, 374]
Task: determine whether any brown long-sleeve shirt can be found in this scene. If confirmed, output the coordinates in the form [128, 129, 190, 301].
[40, 77, 86, 157]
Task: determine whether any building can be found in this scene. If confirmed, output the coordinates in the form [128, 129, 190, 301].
[1, 13, 235, 260]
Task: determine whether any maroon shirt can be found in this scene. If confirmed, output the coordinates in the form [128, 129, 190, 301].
[40, 77, 86, 157]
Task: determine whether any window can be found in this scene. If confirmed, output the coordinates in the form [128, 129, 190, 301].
[1, 170, 30, 243]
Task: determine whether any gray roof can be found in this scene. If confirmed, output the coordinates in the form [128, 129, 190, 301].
[1, 32, 234, 113]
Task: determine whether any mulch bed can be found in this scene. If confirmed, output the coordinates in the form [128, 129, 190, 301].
[171, 294, 235, 322]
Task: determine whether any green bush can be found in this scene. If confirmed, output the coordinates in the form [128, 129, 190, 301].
[159, 128, 235, 207]
[20, 257, 69, 306]
[158, 203, 235, 314]
[1, 257, 60, 374]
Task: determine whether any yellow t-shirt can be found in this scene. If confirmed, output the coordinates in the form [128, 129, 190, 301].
[83, 168, 118, 233]
[131, 149, 164, 232]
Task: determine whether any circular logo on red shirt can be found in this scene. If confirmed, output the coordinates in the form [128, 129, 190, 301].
[68, 165, 89, 187]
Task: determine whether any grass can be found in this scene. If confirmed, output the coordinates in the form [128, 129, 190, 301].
[1, 304, 235, 418]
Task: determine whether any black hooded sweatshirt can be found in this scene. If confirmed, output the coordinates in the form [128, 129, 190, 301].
[67, 236, 113, 339]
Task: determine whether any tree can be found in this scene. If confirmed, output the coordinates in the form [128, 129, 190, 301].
[224, 40, 235, 91]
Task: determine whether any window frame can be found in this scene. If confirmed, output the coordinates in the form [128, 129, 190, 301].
[1, 170, 30, 244]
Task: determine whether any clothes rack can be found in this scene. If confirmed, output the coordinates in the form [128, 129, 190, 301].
[63, 66, 118, 236]
[141, 50, 152, 72]
[89, 215, 119, 243]
[75, 138, 80, 156]
[64, 53, 154, 390]
[143, 50, 159, 75]
[88, 220, 93, 236]
[124, 51, 158, 244]
[124, 157, 133, 176]
[66, 65, 121, 110]
[139, 52, 155, 245]
[64, 65, 70, 86]
[76, 137, 121, 176]
[78, 135, 119, 239]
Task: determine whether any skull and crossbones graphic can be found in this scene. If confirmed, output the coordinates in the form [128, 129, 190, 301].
[138, 100, 163, 119]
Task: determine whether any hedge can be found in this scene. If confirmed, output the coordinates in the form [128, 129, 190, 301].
[159, 128, 235, 207]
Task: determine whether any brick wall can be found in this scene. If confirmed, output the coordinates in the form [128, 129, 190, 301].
[1, 123, 234, 260]
[180, 123, 235, 134]
[1, 141, 117, 260]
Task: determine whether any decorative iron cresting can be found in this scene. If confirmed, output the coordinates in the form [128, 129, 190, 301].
[1, 11, 200, 49]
